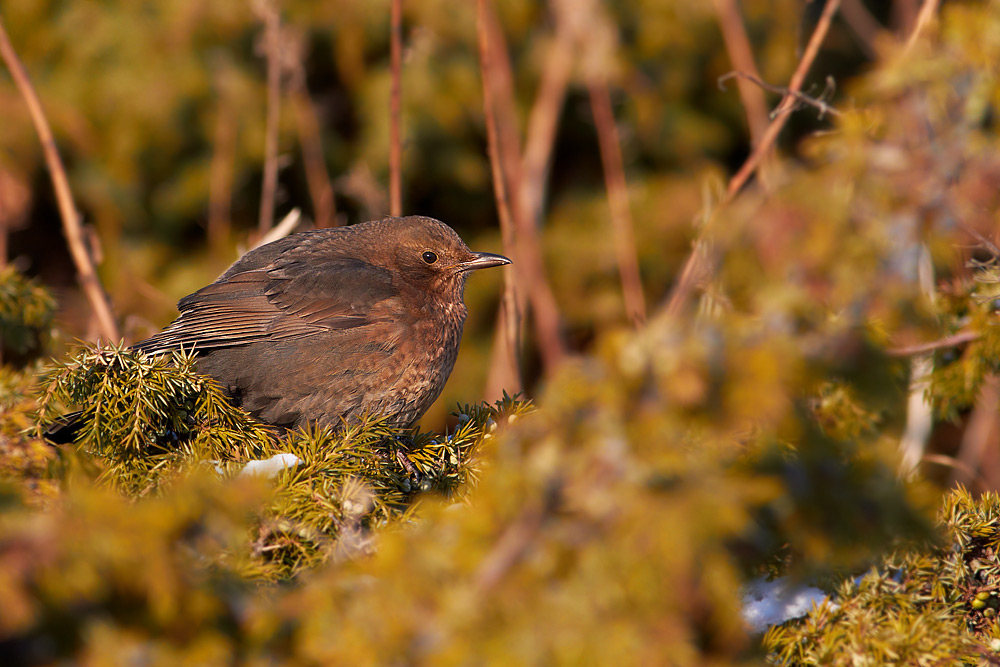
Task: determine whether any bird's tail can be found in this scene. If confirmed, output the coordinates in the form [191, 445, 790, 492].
[42, 410, 84, 445]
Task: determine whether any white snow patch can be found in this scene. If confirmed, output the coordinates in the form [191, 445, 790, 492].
[741, 576, 832, 633]
[238, 453, 303, 479]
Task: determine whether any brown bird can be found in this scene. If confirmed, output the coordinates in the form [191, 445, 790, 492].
[120, 216, 508, 432]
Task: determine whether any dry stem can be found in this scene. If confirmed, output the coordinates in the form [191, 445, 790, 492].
[952, 374, 1000, 488]
[482, 0, 578, 397]
[588, 80, 646, 325]
[712, 0, 770, 148]
[518, 14, 572, 226]
[208, 73, 236, 249]
[841, 0, 883, 58]
[477, 0, 523, 394]
[906, 0, 941, 50]
[389, 0, 403, 216]
[0, 16, 119, 341]
[886, 330, 979, 357]
[256, 1, 282, 233]
[719, 71, 842, 119]
[724, 0, 842, 199]
[484, 3, 567, 371]
[289, 49, 336, 229]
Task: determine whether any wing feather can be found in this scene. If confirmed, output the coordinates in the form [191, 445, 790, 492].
[135, 246, 400, 354]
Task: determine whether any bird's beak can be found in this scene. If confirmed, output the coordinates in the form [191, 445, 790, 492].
[459, 251, 512, 272]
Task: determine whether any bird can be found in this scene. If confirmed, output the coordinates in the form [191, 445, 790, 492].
[48, 216, 510, 440]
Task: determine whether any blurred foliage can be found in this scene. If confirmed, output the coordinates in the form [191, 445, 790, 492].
[2, 0, 1000, 664]
[0, 266, 55, 357]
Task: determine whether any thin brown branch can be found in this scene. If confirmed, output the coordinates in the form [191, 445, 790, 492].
[256, 0, 282, 233]
[484, 3, 567, 372]
[483, 6, 522, 200]
[473, 482, 561, 593]
[957, 218, 1000, 259]
[893, 0, 920, 36]
[0, 16, 120, 341]
[886, 330, 979, 357]
[840, 0, 884, 59]
[477, 0, 522, 394]
[389, 0, 403, 216]
[208, 73, 236, 250]
[921, 454, 990, 493]
[474, 507, 546, 593]
[664, 0, 842, 318]
[953, 374, 1000, 489]
[725, 0, 842, 199]
[712, 0, 770, 147]
[976, 646, 1000, 667]
[289, 47, 336, 229]
[905, 0, 941, 51]
[481, 0, 572, 398]
[479, 6, 527, 397]
[588, 80, 646, 325]
[518, 7, 572, 226]
[719, 71, 842, 119]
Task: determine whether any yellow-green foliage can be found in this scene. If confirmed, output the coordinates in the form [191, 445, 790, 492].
[0, 267, 55, 356]
[766, 488, 1000, 666]
[26, 342, 525, 579]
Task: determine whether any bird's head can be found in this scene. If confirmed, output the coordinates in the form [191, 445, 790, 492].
[382, 216, 511, 297]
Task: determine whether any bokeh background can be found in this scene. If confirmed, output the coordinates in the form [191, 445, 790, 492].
[9, 2, 1000, 664]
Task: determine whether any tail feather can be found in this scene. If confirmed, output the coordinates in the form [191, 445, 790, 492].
[42, 410, 84, 445]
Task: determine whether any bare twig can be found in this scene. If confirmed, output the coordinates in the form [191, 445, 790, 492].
[975, 645, 1000, 667]
[957, 218, 1000, 259]
[477, 0, 523, 394]
[0, 16, 120, 341]
[389, 0, 403, 216]
[482, 4, 522, 200]
[724, 0, 842, 199]
[588, 80, 646, 325]
[893, 0, 920, 36]
[519, 2, 573, 226]
[719, 71, 842, 119]
[887, 330, 979, 357]
[479, 6, 529, 399]
[483, 2, 567, 371]
[921, 454, 990, 493]
[291, 85, 336, 228]
[712, 0, 770, 147]
[952, 374, 1000, 488]
[473, 482, 561, 592]
[482, 0, 579, 396]
[256, 0, 282, 233]
[288, 37, 336, 229]
[841, 0, 884, 59]
[208, 69, 236, 250]
[906, 0, 941, 51]
[474, 507, 545, 592]
[665, 0, 842, 318]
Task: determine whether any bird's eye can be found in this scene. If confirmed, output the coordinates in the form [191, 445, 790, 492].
[421, 251, 438, 264]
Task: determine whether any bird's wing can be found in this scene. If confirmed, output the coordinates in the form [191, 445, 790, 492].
[135, 255, 400, 353]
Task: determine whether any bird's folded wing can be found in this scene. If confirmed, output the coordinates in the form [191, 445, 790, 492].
[135, 256, 399, 353]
